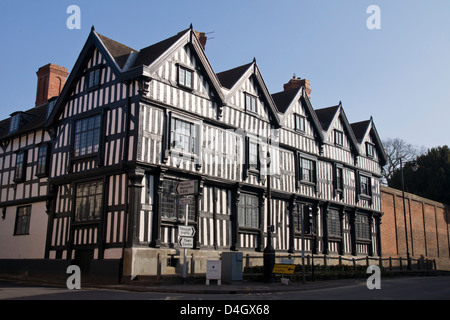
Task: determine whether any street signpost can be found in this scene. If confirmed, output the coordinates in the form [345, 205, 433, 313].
[272, 264, 296, 275]
[176, 180, 198, 196]
[178, 226, 196, 237]
[178, 237, 194, 249]
[176, 181, 198, 283]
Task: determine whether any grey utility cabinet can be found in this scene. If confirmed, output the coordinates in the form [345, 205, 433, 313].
[221, 252, 243, 283]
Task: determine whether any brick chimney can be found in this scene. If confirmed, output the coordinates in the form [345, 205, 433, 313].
[193, 30, 207, 50]
[35, 63, 69, 107]
[284, 75, 311, 99]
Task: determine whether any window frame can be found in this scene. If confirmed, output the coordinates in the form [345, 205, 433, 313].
[160, 179, 196, 223]
[170, 116, 199, 156]
[86, 66, 103, 90]
[334, 164, 344, 199]
[72, 114, 102, 159]
[14, 205, 31, 236]
[245, 93, 258, 114]
[359, 174, 372, 197]
[238, 193, 259, 230]
[366, 142, 375, 158]
[14, 150, 27, 183]
[248, 139, 260, 172]
[74, 180, 104, 223]
[294, 114, 306, 133]
[355, 213, 371, 241]
[9, 114, 21, 134]
[334, 130, 344, 147]
[299, 155, 317, 187]
[36, 143, 50, 177]
[327, 209, 342, 238]
[177, 65, 194, 90]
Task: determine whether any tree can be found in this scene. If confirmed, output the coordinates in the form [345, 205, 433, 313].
[382, 138, 426, 185]
[388, 145, 450, 204]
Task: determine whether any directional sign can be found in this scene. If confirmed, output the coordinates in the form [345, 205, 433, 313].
[178, 226, 196, 237]
[280, 258, 294, 265]
[179, 237, 194, 249]
[178, 196, 194, 205]
[272, 264, 296, 275]
[176, 180, 198, 196]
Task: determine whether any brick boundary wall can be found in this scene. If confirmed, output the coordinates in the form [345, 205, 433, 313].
[380, 186, 450, 271]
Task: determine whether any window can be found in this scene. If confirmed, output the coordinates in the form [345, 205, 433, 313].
[170, 117, 197, 154]
[36, 144, 49, 177]
[249, 141, 259, 170]
[295, 114, 306, 132]
[178, 66, 193, 89]
[14, 151, 26, 182]
[14, 206, 31, 235]
[73, 115, 102, 157]
[336, 166, 343, 191]
[160, 179, 195, 221]
[355, 214, 371, 240]
[9, 114, 21, 134]
[359, 175, 371, 197]
[245, 93, 257, 114]
[75, 180, 103, 222]
[327, 209, 341, 237]
[335, 130, 343, 146]
[366, 142, 375, 158]
[238, 194, 259, 229]
[88, 68, 101, 89]
[300, 157, 316, 184]
[293, 204, 314, 235]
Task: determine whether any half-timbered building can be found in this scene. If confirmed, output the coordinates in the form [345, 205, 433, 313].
[0, 64, 68, 260]
[0, 26, 387, 282]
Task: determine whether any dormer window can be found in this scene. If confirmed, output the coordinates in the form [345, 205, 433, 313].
[295, 114, 306, 133]
[9, 114, 21, 134]
[178, 66, 193, 89]
[245, 93, 257, 114]
[87, 67, 101, 89]
[334, 130, 343, 147]
[366, 142, 375, 158]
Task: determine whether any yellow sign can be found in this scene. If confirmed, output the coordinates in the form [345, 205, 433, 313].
[272, 264, 296, 274]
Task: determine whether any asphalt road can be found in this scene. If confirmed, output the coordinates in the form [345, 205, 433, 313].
[1, 276, 448, 318]
[1, 276, 449, 301]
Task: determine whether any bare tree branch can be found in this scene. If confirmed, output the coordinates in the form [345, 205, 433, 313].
[381, 138, 426, 185]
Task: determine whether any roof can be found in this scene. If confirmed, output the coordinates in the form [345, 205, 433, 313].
[131, 29, 189, 68]
[96, 33, 138, 69]
[216, 62, 253, 89]
[351, 120, 371, 143]
[271, 87, 300, 113]
[0, 103, 49, 140]
[315, 105, 340, 131]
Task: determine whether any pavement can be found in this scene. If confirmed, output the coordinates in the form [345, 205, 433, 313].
[0, 276, 366, 295]
[84, 278, 366, 294]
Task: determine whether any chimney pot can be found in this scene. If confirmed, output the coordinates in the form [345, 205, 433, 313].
[283, 76, 311, 99]
[193, 30, 207, 50]
[35, 63, 69, 107]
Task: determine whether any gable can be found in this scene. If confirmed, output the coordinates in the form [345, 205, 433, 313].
[47, 29, 125, 125]
[273, 87, 324, 143]
[220, 62, 281, 127]
[318, 105, 359, 154]
[352, 119, 387, 166]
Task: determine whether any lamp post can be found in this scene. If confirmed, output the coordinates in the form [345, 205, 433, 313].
[263, 149, 275, 283]
[400, 158, 418, 270]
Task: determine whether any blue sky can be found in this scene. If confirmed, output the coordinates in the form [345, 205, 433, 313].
[0, 0, 449, 149]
